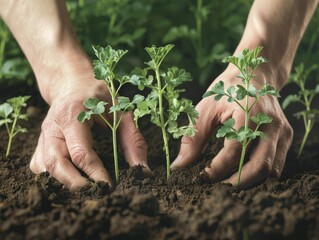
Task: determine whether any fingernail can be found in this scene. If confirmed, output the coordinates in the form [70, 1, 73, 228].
[170, 155, 182, 170]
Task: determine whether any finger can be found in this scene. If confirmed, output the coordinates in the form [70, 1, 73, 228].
[270, 125, 293, 177]
[62, 118, 112, 187]
[30, 133, 46, 173]
[224, 129, 279, 189]
[201, 139, 242, 182]
[118, 112, 152, 177]
[39, 128, 89, 191]
[171, 97, 221, 169]
[198, 108, 247, 181]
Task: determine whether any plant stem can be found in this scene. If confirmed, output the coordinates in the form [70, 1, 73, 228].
[6, 116, 18, 158]
[237, 142, 247, 185]
[110, 81, 119, 184]
[237, 74, 250, 185]
[298, 118, 312, 158]
[155, 67, 171, 179]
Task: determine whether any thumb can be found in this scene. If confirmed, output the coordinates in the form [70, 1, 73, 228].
[171, 98, 219, 169]
[118, 112, 152, 177]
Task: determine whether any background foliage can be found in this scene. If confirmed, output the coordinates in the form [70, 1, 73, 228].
[0, 0, 318, 91]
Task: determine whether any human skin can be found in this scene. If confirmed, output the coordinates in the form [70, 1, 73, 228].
[171, 0, 319, 189]
[0, 0, 151, 191]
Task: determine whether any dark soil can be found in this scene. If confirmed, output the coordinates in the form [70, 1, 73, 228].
[1, 84, 319, 240]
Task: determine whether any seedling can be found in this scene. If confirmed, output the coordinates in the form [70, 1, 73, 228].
[282, 63, 319, 157]
[78, 45, 144, 184]
[203, 46, 280, 185]
[0, 96, 30, 157]
[132, 44, 199, 179]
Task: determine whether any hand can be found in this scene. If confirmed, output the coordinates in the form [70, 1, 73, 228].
[30, 77, 150, 191]
[171, 67, 293, 189]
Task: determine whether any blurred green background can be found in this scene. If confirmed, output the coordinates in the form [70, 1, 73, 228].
[0, 0, 318, 91]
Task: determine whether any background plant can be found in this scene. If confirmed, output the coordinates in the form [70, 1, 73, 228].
[78, 45, 144, 184]
[0, 96, 30, 157]
[131, 44, 199, 179]
[282, 63, 319, 157]
[203, 46, 280, 185]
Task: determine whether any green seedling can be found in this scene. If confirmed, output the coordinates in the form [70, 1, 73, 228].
[282, 63, 319, 157]
[203, 46, 279, 185]
[78, 45, 144, 184]
[0, 96, 30, 157]
[132, 44, 199, 179]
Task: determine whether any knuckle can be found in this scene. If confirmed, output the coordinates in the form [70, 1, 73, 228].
[70, 146, 89, 169]
[254, 157, 272, 177]
[130, 130, 148, 151]
[271, 165, 282, 178]
[44, 155, 57, 175]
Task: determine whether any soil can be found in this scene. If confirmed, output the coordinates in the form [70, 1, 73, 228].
[1, 84, 319, 240]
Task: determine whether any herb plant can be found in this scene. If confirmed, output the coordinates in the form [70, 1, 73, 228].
[78, 45, 144, 184]
[0, 96, 30, 157]
[282, 63, 319, 157]
[203, 46, 280, 185]
[132, 44, 199, 179]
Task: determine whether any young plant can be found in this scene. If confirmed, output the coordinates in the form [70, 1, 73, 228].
[78, 45, 144, 184]
[132, 44, 199, 179]
[0, 96, 30, 157]
[282, 63, 319, 157]
[203, 46, 280, 185]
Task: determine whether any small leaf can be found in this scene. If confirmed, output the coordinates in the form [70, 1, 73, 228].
[282, 94, 302, 109]
[250, 112, 272, 125]
[236, 85, 247, 100]
[0, 103, 13, 119]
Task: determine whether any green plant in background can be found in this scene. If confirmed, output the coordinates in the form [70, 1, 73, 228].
[0, 19, 33, 85]
[282, 63, 319, 157]
[78, 45, 144, 184]
[0, 96, 30, 157]
[132, 44, 199, 179]
[203, 46, 279, 185]
[162, 0, 253, 86]
[0, 20, 10, 79]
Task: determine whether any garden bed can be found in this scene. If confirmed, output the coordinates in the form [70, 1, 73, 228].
[1, 84, 319, 240]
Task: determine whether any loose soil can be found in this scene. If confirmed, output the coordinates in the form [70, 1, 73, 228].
[1, 84, 319, 240]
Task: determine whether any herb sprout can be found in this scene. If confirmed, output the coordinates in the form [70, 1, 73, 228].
[203, 46, 280, 185]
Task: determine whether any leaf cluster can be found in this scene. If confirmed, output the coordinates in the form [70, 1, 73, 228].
[216, 113, 272, 143]
[131, 45, 199, 139]
[0, 96, 30, 130]
[78, 45, 142, 126]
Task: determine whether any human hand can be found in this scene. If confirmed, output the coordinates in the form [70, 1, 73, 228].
[171, 66, 293, 189]
[30, 79, 150, 191]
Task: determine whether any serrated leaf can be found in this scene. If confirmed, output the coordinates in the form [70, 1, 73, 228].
[259, 83, 280, 97]
[250, 112, 272, 125]
[164, 67, 192, 86]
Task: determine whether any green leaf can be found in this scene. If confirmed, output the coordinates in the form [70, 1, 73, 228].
[164, 67, 192, 86]
[145, 44, 174, 68]
[0, 118, 12, 126]
[250, 112, 272, 125]
[216, 118, 235, 138]
[223, 118, 235, 128]
[282, 94, 302, 109]
[77, 111, 92, 122]
[236, 85, 247, 100]
[0, 102, 13, 119]
[259, 83, 280, 97]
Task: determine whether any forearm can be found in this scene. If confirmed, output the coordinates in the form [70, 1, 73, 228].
[0, 0, 95, 104]
[233, 0, 318, 89]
